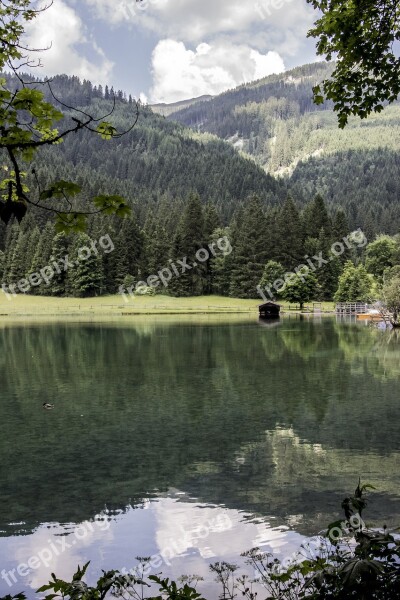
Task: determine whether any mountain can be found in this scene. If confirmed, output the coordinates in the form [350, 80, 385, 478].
[0, 71, 399, 300]
[17, 74, 284, 225]
[151, 95, 213, 117]
[168, 62, 400, 235]
[167, 61, 334, 173]
[0, 75, 286, 231]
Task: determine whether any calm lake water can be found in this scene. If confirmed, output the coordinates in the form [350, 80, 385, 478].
[0, 316, 399, 597]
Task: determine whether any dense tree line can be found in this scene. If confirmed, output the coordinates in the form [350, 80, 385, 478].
[0, 192, 358, 300]
[290, 148, 400, 237]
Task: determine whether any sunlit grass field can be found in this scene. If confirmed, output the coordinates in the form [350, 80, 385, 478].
[0, 294, 335, 317]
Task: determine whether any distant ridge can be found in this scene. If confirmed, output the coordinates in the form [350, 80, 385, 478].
[151, 94, 213, 117]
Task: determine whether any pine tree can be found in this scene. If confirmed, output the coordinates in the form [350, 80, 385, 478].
[91, 220, 117, 294]
[6, 217, 41, 288]
[274, 195, 304, 271]
[230, 196, 268, 298]
[258, 260, 285, 300]
[7, 228, 27, 285]
[170, 193, 207, 297]
[25, 227, 41, 274]
[209, 227, 231, 295]
[203, 204, 221, 237]
[332, 209, 350, 241]
[68, 233, 104, 297]
[3, 222, 19, 278]
[315, 228, 341, 300]
[114, 217, 144, 286]
[168, 228, 187, 296]
[50, 233, 70, 296]
[145, 226, 171, 277]
[203, 204, 221, 293]
[29, 222, 55, 296]
[0, 250, 4, 279]
[302, 194, 332, 241]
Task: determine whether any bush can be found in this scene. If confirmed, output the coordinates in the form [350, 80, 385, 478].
[135, 285, 156, 297]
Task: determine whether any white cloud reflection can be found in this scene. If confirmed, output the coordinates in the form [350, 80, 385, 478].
[0, 495, 305, 598]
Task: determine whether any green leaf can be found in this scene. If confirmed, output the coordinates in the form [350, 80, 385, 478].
[55, 213, 87, 234]
[36, 585, 54, 593]
[40, 181, 82, 200]
[96, 121, 117, 140]
[93, 194, 131, 217]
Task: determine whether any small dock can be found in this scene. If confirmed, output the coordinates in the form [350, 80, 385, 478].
[335, 302, 369, 315]
[336, 302, 392, 323]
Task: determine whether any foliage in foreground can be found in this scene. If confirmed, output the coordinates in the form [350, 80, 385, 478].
[0, 0, 134, 231]
[2, 484, 400, 600]
[308, 0, 400, 127]
[382, 268, 400, 327]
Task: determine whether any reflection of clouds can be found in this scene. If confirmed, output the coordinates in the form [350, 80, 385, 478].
[0, 496, 305, 598]
[3, 519, 114, 593]
[153, 494, 304, 562]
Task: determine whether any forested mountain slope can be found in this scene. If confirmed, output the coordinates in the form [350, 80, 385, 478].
[169, 62, 400, 235]
[3, 74, 284, 225]
[0, 75, 286, 299]
[169, 62, 334, 173]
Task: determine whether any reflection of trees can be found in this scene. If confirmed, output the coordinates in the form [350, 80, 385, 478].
[221, 427, 400, 533]
[372, 329, 400, 380]
[335, 323, 400, 381]
[0, 318, 399, 536]
[335, 322, 376, 363]
[280, 323, 322, 360]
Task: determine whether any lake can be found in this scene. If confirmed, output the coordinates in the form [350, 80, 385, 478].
[0, 316, 399, 597]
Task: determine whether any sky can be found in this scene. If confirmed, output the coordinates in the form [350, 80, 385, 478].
[24, 0, 319, 104]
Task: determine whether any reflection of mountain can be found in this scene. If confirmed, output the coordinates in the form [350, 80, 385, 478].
[0, 318, 399, 536]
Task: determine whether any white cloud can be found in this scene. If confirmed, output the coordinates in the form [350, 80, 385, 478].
[150, 39, 285, 103]
[84, 0, 314, 54]
[24, 0, 113, 85]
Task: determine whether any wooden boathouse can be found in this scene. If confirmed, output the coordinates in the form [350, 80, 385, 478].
[259, 302, 281, 319]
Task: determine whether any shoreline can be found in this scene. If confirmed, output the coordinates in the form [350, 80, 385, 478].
[0, 294, 335, 322]
[0, 294, 336, 319]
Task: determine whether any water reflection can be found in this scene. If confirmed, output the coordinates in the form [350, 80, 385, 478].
[0, 494, 305, 598]
[0, 317, 399, 592]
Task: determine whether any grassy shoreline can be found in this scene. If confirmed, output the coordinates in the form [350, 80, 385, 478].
[0, 294, 336, 318]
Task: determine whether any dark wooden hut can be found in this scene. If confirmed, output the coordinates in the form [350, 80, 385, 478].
[259, 302, 281, 319]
